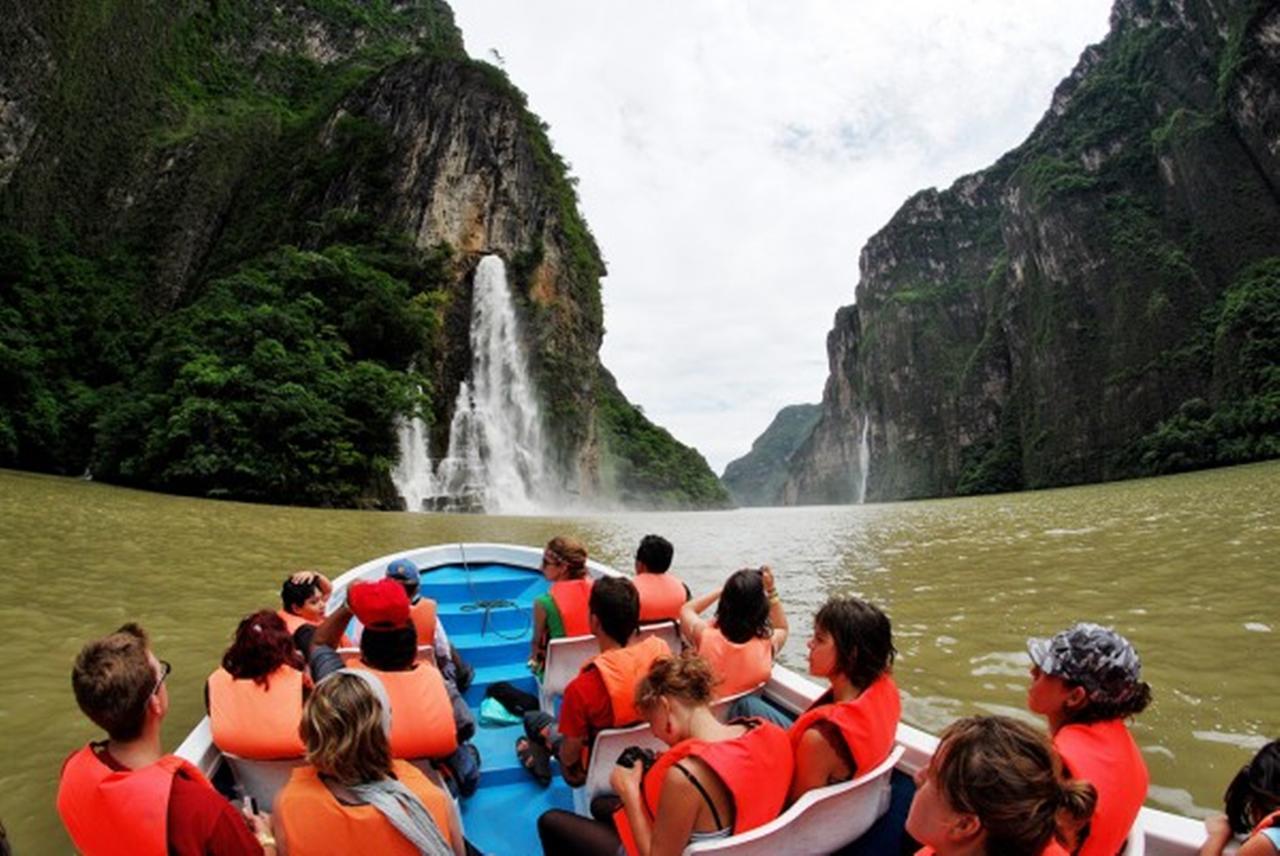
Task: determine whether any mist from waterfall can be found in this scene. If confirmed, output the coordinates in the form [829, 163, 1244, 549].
[857, 413, 870, 504]
[392, 255, 553, 513]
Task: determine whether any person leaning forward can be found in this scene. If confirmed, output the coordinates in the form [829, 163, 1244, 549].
[56, 623, 274, 855]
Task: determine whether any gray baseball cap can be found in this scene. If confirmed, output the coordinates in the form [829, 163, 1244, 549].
[1027, 622, 1144, 705]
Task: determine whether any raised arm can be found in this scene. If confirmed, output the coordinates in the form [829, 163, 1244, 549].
[679, 588, 721, 648]
[313, 602, 351, 649]
[762, 566, 788, 653]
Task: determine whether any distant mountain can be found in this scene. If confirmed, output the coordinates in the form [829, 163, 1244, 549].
[722, 404, 821, 506]
[784, 0, 1280, 504]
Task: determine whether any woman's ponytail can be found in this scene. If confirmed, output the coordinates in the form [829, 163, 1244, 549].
[1054, 778, 1098, 853]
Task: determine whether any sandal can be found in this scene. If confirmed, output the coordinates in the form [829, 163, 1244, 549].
[516, 736, 552, 786]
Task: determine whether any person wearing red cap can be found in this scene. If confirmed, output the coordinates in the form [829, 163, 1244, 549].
[306, 580, 480, 795]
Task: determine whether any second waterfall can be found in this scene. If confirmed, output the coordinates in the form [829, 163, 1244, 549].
[394, 255, 553, 513]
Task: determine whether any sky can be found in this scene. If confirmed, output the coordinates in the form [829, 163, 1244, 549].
[449, 1, 1115, 474]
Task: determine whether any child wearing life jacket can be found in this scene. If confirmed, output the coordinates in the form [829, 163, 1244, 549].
[279, 570, 352, 648]
[1026, 623, 1153, 856]
[632, 534, 690, 623]
[680, 566, 788, 699]
[274, 670, 465, 855]
[537, 653, 792, 856]
[206, 610, 308, 760]
[906, 715, 1096, 856]
[785, 595, 901, 803]
[529, 536, 593, 674]
[1200, 740, 1280, 856]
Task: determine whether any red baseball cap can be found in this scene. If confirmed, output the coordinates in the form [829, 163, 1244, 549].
[348, 579, 411, 629]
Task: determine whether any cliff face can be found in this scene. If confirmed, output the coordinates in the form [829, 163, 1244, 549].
[784, 0, 1280, 503]
[722, 403, 820, 506]
[0, 0, 726, 508]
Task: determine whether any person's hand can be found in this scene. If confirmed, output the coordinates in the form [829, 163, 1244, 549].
[761, 566, 775, 593]
[1203, 814, 1233, 844]
[610, 759, 644, 797]
[290, 570, 318, 586]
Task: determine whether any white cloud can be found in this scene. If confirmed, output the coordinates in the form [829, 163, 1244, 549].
[450, 1, 1114, 473]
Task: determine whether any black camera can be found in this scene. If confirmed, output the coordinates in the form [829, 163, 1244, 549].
[615, 746, 658, 772]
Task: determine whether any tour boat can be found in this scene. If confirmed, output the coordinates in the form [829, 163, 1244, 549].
[176, 543, 1208, 855]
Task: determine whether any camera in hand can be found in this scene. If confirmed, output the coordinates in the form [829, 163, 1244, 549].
[615, 746, 657, 772]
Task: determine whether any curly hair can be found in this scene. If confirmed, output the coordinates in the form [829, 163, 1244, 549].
[933, 716, 1097, 855]
[715, 568, 771, 644]
[1225, 739, 1280, 835]
[222, 610, 304, 688]
[635, 652, 713, 714]
[814, 595, 895, 691]
[300, 673, 393, 786]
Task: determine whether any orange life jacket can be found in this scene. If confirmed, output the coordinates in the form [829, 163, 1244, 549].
[633, 573, 686, 622]
[789, 673, 901, 779]
[614, 718, 793, 856]
[347, 661, 458, 759]
[409, 598, 438, 648]
[56, 745, 213, 856]
[585, 636, 672, 725]
[207, 664, 306, 759]
[550, 578, 593, 637]
[275, 759, 455, 854]
[277, 609, 353, 647]
[697, 625, 773, 698]
[1252, 810, 1280, 839]
[1054, 719, 1148, 856]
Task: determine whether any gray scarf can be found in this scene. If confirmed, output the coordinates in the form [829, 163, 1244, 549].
[328, 668, 454, 856]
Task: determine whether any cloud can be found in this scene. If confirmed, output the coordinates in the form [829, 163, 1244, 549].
[450, 1, 1113, 473]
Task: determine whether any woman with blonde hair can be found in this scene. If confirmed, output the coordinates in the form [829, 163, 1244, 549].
[529, 535, 593, 674]
[537, 653, 793, 856]
[273, 671, 464, 855]
[906, 715, 1096, 856]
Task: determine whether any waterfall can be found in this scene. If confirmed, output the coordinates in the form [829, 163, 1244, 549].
[392, 254, 551, 513]
[857, 413, 871, 504]
[391, 412, 437, 512]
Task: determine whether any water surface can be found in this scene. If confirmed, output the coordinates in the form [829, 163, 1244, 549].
[3, 462, 1277, 851]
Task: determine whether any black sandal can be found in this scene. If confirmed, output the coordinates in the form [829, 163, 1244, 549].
[515, 736, 552, 786]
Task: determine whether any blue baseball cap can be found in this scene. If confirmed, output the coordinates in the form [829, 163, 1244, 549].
[386, 557, 421, 585]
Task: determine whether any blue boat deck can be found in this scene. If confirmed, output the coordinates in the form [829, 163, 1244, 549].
[421, 563, 573, 856]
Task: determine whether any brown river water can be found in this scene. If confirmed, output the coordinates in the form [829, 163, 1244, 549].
[2, 462, 1277, 852]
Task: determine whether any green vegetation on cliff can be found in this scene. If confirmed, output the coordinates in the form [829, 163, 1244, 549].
[722, 404, 821, 506]
[0, 0, 722, 509]
[596, 371, 730, 509]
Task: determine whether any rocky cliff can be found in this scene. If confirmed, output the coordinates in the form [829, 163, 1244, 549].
[722, 403, 820, 506]
[783, 0, 1280, 503]
[0, 0, 727, 509]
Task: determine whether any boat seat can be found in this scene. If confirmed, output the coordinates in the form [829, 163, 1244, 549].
[683, 744, 905, 855]
[222, 754, 307, 813]
[539, 623, 684, 712]
[572, 722, 670, 816]
[710, 684, 766, 721]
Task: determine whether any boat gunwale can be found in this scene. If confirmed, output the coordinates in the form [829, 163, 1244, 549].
[175, 542, 1210, 856]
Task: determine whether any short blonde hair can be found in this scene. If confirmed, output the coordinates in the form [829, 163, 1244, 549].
[72, 624, 155, 741]
[546, 536, 588, 577]
[300, 673, 392, 785]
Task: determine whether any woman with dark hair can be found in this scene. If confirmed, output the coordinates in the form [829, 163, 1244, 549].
[906, 715, 1096, 856]
[679, 566, 788, 699]
[529, 536, 593, 674]
[274, 671, 465, 855]
[1201, 740, 1280, 856]
[1026, 623, 1153, 856]
[206, 610, 308, 759]
[785, 595, 900, 802]
[536, 654, 792, 856]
